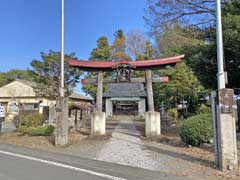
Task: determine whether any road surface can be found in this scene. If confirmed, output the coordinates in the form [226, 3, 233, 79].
[0, 143, 190, 180]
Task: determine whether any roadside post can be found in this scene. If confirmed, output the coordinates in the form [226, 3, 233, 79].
[0, 103, 5, 134]
[55, 0, 69, 147]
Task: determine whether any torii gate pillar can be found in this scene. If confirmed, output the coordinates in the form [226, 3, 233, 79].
[145, 70, 161, 137]
[91, 71, 106, 136]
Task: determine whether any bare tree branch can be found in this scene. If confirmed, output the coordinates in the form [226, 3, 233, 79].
[145, 0, 226, 32]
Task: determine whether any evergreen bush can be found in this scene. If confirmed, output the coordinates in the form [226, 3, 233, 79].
[20, 113, 44, 127]
[180, 113, 213, 146]
[29, 125, 55, 136]
[197, 104, 212, 114]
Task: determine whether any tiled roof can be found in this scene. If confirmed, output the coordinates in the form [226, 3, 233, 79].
[103, 83, 147, 98]
[2, 80, 92, 101]
[16, 79, 37, 88]
[66, 55, 184, 70]
[69, 93, 93, 101]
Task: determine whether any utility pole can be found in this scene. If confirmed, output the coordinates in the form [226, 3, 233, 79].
[211, 0, 238, 171]
[55, 0, 68, 147]
[60, 0, 65, 97]
[216, 0, 226, 89]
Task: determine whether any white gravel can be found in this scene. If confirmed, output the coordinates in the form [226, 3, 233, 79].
[96, 120, 159, 169]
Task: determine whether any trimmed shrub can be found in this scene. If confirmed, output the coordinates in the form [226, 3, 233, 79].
[197, 104, 212, 114]
[17, 126, 30, 134]
[29, 125, 55, 136]
[180, 113, 213, 146]
[20, 113, 44, 127]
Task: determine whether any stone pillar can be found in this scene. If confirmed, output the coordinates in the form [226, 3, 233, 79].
[145, 70, 161, 136]
[48, 102, 56, 124]
[146, 70, 154, 111]
[91, 111, 106, 135]
[55, 97, 68, 147]
[106, 98, 113, 118]
[138, 98, 146, 117]
[145, 111, 161, 137]
[91, 71, 106, 135]
[211, 89, 238, 171]
[96, 71, 103, 111]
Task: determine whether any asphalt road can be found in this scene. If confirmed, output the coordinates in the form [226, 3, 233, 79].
[0, 144, 190, 180]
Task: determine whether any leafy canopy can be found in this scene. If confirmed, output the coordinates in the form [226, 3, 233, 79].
[0, 69, 33, 87]
[153, 62, 204, 110]
[31, 50, 82, 99]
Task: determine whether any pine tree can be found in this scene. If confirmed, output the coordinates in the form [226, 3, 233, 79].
[111, 29, 131, 61]
[83, 36, 111, 98]
[31, 50, 82, 99]
[89, 36, 111, 61]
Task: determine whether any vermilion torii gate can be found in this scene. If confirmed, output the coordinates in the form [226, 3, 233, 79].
[67, 55, 184, 136]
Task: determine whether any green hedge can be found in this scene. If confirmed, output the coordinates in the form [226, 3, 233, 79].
[17, 125, 55, 136]
[29, 125, 55, 136]
[197, 104, 212, 114]
[180, 113, 213, 146]
[20, 113, 44, 127]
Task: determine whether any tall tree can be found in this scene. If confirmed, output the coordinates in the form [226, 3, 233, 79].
[82, 36, 111, 98]
[145, 0, 240, 90]
[153, 62, 203, 112]
[111, 29, 131, 61]
[126, 29, 147, 60]
[155, 23, 205, 56]
[31, 50, 82, 99]
[136, 41, 153, 60]
[182, 0, 240, 89]
[135, 41, 154, 77]
[89, 36, 111, 60]
[145, 0, 223, 32]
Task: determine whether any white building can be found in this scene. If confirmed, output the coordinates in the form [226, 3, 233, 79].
[0, 79, 93, 121]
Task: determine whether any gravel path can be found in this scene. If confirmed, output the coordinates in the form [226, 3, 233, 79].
[96, 120, 159, 169]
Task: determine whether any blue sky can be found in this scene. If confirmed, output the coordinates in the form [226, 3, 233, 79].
[0, 0, 147, 72]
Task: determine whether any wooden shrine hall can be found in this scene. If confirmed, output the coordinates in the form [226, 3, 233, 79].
[67, 55, 184, 136]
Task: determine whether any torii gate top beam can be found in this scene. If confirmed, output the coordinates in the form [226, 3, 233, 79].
[66, 55, 184, 71]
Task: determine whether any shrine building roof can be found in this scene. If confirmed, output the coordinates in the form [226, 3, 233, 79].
[66, 55, 184, 71]
[103, 83, 146, 98]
